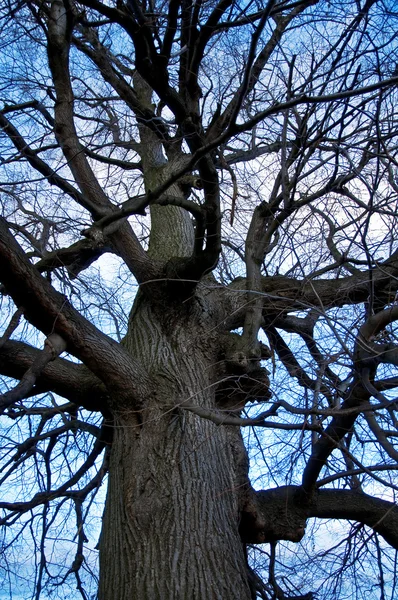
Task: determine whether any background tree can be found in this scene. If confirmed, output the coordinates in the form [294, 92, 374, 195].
[1, 0, 398, 598]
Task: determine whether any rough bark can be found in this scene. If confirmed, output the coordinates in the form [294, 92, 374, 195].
[98, 294, 253, 599]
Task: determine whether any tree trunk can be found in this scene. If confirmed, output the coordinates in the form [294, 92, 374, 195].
[98, 295, 252, 599]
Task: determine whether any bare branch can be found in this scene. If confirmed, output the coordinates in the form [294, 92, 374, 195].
[0, 333, 67, 414]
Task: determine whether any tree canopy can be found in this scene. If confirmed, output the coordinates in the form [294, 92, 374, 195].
[1, 0, 398, 598]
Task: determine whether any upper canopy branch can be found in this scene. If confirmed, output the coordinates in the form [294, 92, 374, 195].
[207, 0, 317, 140]
[0, 111, 90, 210]
[44, 0, 157, 283]
[227, 75, 398, 139]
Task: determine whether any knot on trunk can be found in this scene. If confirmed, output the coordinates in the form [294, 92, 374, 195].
[178, 174, 203, 198]
[215, 333, 272, 410]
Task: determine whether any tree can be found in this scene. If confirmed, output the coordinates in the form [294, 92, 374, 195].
[1, 0, 398, 597]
